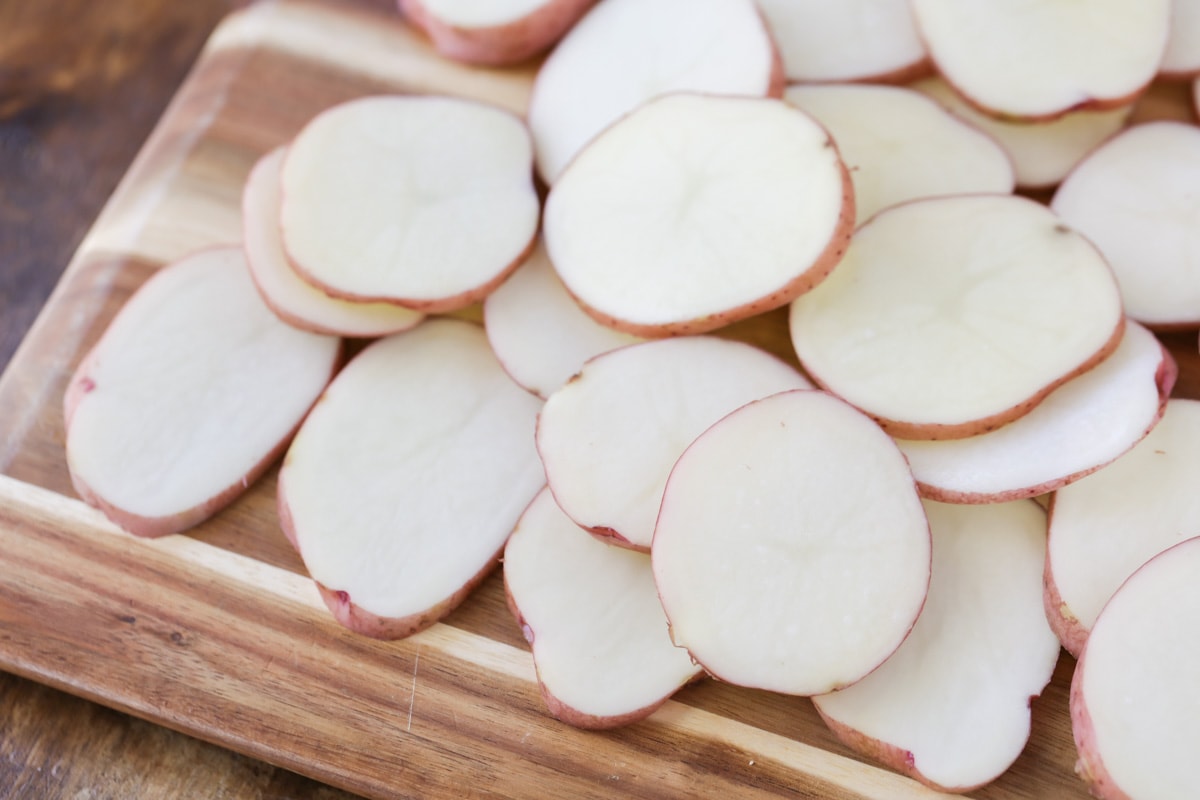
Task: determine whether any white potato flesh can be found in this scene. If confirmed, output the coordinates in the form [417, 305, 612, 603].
[814, 500, 1059, 792]
[536, 336, 810, 551]
[483, 240, 642, 398]
[503, 488, 702, 727]
[652, 390, 930, 696]
[1052, 122, 1200, 327]
[1162, 0, 1200, 77]
[410, 0, 566, 27]
[911, 0, 1170, 119]
[1072, 537, 1200, 800]
[756, 0, 927, 83]
[279, 319, 544, 629]
[398, 0, 597, 66]
[1047, 399, 1200, 657]
[789, 194, 1124, 439]
[897, 322, 1173, 503]
[280, 96, 538, 311]
[242, 147, 424, 337]
[913, 77, 1132, 190]
[64, 247, 340, 537]
[544, 94, 852, 336]
[785, 84, 1014, 224]
[528, 0, 778, 184]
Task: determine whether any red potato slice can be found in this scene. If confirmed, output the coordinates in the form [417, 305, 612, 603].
[1071, 537, 1200, 800]
[279, 95, 539, 313]
[910, 0, 1170, 121]
[527, 0, 782, 184]
[1052, 122, 1200, 329]
[651, 390, 930, 696]
[277, 319, 545, 639]
[784, 83, 1014, 225]
[814, 500, 1059, 792]
[482, 239, 642, 398]
[1045, 398, 1200, 658]
[755, 0, 928, 83]
[64, 247, 340, 538]
[1161, 0, 1200, 78]
[788, 194, 1125, 440]
[535, 336, 810, 552]
[912, 77, 1133, 191]
[242, 147, 424, 337]
[503, 488, 703, 728]
[398, 0, 598, 66]
[544, 93, 853, 337]
[896, 321, 1175, 504]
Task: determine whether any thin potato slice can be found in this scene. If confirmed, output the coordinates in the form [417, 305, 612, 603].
[652, 390, 930, 696]
[789, 194, 1124, 440]
[278, 319, 544, 639]
[545, 93, 853, 337]
[1071, 537, 1200, 800]
[280, 96, 538, 312]
[814, 500, 1059, 792]
[64, 247, 340, 538]
[504, 488, 702, 728]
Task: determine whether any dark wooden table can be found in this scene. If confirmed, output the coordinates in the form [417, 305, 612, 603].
[0, 1, 369, 796]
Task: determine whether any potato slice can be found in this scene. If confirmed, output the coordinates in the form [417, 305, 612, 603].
[1052, 122, 1200, 328]
[279, 96, 538, 312]
[1161, 0, 1200, 79]
[652, 390, 930, 696]
[913, 77, 1133, 191]
[399, 0, 597, 66]
[528, 0, 781, 184]
[910, 0, 1170, 120]
[756, 0, 928, 83]
[896, 321, 1174, 503]
[1071, 537, 1200, 800]
[785, 83, 1014, 224]
[535, 336, 810, 552]
[483, 239, 642, 398]
[789, 194, 1125, 440]
[64, 247, 340, 538]
[503, 488, 702, 728]
[814, 500, 1059, 792]
[278, 319, 544, 639]
[1046, 398, 1200, 657]
[242, 147, 424, 337]
[544, 93, 853, 337]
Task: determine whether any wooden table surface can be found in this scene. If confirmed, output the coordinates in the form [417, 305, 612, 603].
[0, 1, 374, 796]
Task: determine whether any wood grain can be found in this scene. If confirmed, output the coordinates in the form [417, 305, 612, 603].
[0, 1, 1198, 798]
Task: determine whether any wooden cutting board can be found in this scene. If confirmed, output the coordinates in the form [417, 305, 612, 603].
[2, 2, 1197, 797]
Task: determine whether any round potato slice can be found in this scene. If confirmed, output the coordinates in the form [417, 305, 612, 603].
[280, 95, 539, 312]
[544, 93, 853, 337]
[652, 390, 931, 696]
[1052, 122, 1200, 328]
[399, 0, 598, 66]
[785, 83, 1014, 224]
[1071, 537, 1200, 800]
[789, 194, 1124, 440]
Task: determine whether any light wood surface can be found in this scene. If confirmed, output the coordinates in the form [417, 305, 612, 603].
[1, 1, 1197, 797]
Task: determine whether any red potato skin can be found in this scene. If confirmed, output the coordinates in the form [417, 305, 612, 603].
[914, 339, 1178, 504]
[560, 150, 856, 339]
[1070, 645, 1134, 800]
[276, 465, 501, 640]
[398, 0, 599, 67]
